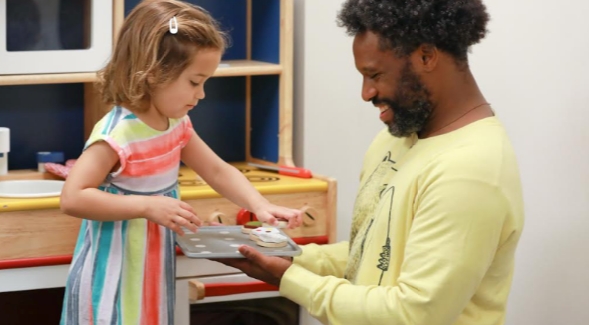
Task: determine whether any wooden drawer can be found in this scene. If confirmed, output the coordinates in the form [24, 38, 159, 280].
[0, 209, 81, 260]
[0, 178, 336, 261]
[184, 191, 329, 239]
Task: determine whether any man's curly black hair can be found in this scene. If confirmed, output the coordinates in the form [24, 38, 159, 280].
[337, 0, 489, 63]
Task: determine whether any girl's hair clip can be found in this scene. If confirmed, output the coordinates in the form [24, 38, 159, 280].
[169, 16, 178, 34]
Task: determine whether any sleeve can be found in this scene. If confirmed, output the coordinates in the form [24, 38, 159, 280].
[287, 130, 378, 278]
[292, 242, 349, 277]
[279, 159, 508, 325]
[84, 120, 129, 178]
[180, 115, 194, 149]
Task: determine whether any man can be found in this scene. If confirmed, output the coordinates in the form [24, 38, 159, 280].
[216, 1, 524, 324]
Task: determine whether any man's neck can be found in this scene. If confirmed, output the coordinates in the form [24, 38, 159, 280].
[419, 69, 493, 138]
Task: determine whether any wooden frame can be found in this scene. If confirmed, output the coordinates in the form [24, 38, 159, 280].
[278, 0, 295, 166]
[1, 0, 298, 169]
[0, 73, 97, 86]
[246, 0, 295, 167]
[81, 0, 124, 140]
[313, 174, 338, 243]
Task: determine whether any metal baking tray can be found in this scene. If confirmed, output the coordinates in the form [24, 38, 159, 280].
[175, 226, 302, 258]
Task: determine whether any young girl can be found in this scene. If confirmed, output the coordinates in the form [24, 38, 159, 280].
[59, 1, 302, 324]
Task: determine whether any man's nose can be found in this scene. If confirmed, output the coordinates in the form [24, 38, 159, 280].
[361, 80, 377, 102]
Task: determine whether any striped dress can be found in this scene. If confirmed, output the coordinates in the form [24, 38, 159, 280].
[60, 106, 193, 325]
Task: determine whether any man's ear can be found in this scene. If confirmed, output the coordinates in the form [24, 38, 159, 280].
[412, 44, 439, 72]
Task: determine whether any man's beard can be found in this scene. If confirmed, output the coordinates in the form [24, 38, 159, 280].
[372, 61, 434, 137]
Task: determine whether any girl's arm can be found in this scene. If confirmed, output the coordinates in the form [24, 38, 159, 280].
[181, 129, 301, 226]
[60, 141, 199, 233]
[60, 141, 146, 220]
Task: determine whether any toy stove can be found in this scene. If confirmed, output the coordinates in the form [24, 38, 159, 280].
[0, 0, 336, 323]
[178, 166, 281, 187]
[176, 162, 334, 245]
[172, 163, 335, 325]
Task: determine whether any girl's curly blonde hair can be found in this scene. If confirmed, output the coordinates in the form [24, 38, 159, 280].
[96, 0, 228, 112]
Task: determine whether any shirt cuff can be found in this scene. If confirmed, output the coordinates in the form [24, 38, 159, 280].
[279, 263, 319, 308]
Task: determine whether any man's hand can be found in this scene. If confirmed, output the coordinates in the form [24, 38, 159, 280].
[212, 245, 292, 287]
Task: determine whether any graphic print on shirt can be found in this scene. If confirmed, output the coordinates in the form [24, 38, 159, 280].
[345, 152, 397, 283]
[377, 186, 395, 285]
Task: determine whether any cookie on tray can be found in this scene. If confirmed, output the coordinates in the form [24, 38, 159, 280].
[241, 221, 263, 234]
[262, 220, 288, 229]
[255, 232, 289, 248]
[249, 226, 281, 241]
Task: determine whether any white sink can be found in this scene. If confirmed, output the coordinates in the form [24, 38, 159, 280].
[0, 180, 65, 198]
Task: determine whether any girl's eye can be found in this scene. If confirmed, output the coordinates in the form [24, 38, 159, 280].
[190, 81, 199, 86]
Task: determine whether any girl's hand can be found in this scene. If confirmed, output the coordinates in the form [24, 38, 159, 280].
[253, 203, 303, 229]
[142, 196, 202, 236]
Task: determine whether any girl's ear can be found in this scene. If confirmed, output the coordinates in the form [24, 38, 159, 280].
[147, 73, 157, 87]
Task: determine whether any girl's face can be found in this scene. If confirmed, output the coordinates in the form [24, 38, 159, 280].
[151, 48, 222, 120]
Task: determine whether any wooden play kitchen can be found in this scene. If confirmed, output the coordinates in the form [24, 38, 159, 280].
[0, 1, 336, 324]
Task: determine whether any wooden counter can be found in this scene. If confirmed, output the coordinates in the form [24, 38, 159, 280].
[0, 163, 337, 267]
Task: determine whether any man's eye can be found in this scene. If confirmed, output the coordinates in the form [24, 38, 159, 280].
[370, 73, 381, 80]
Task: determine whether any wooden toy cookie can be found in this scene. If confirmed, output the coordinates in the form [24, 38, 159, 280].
[262, 220, 288, 229]
[241, 221, 262, 234]
[255, 232, 288, 248]
[249, 226, 281, 241]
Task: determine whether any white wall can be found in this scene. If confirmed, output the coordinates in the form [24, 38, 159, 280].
[294, 2, 373, 324]
[294, 1, 589, 324]
[470, 1, 589, 324]
[294, 0, 382, 244]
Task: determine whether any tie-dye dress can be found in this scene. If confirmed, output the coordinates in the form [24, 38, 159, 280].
[60, 106, 193, 325]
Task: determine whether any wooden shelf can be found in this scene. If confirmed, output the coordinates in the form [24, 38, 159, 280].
[214, 60, 282, 77]
[0, 169, 62, 181]
[0, 73, 98, 86]
[0, 60, 282, 86]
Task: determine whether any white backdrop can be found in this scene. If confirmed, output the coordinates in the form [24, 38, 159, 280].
[294, 0, 589, 324]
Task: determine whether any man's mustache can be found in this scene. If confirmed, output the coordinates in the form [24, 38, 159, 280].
[372, 97, 393, 107]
